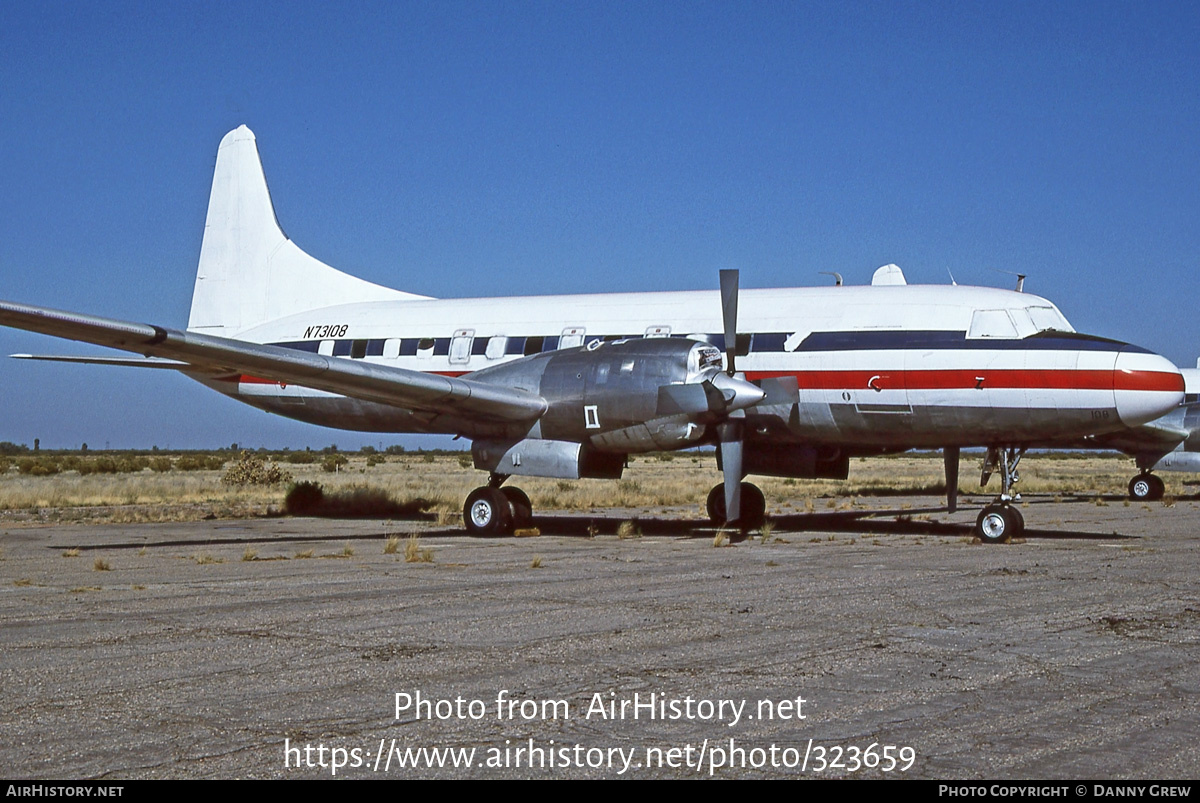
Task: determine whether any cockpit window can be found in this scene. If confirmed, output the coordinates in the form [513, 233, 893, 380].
[967, 309, 1018, 339]
[1027, 306, 1070, 332]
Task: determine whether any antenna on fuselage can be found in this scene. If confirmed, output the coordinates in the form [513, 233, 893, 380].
[946, 268, 957, 286]
[819, 271, 843, 286]
[990, 268, 1027, 292]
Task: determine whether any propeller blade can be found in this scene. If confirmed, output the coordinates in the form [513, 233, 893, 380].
[944, 446, 960, 513]
[718, 415, 744, 522]
[719, 269, 739, 375]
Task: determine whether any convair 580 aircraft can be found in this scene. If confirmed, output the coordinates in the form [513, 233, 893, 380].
[0, 126, 1185, 542]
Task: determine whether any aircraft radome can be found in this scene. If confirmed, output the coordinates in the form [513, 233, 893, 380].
[0, 126, 1186, 543]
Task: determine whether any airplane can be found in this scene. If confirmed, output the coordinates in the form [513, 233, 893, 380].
[0, 125, 1186, 543]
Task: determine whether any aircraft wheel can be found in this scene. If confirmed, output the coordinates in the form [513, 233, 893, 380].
[1128, 473, 1164, 501]
[975, 503, 1021, 544]
[706, 484, 727, 525]
[705, 482, 767, 528]
[739, 483, 767, 528]
[463, 487, 513, 536]
[501, 486, 533, 528]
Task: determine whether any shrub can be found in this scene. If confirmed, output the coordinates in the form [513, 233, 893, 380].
[221, 451, 293, 486]
[322, 454, 349, 473]
[286, 451, 316, 464]
[149, 457, 173, 472]
[18, 458, 60, 476]
[284, 481, 325, 514]
[177, 454, 226, 471]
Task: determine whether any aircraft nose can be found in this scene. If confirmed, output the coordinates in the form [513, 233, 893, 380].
[1113, 349, 1185, 427]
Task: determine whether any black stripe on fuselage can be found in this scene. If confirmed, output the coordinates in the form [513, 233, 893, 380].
[265, 330, 1141, 357]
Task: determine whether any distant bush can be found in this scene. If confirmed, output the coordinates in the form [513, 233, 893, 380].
[221, 451, 293, 486]
[115, 456, 149, 473]
[384, 445, 406, 455]
[0, 442, 30, 456]
[18, 458, 60, 476]
[322, 454, 349, 473]
[176, 455, 226, 471]
[149, 457, 173, 472]
[286, 451, 316, 464]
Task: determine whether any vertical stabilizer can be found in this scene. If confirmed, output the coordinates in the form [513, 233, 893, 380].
[188, 126, 427, 336]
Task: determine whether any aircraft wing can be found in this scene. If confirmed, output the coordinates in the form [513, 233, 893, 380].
[0, 300, 547, 423]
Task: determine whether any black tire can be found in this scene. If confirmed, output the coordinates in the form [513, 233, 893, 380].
[705, 482, 766, 528]
[501, 486, 533, 528]
[975, 503, 1021, 544]
[463, 487, 513, 535]
[706, 484, 727, 525]
[1129, 473, 1165, 501]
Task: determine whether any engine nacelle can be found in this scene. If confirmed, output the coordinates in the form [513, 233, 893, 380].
[469, 338, 727, 453]
[472, 438, 625, 479]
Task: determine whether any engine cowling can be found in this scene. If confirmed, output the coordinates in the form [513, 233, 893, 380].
[467, 337, 761, 453]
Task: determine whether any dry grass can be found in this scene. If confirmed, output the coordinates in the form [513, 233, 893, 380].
[62, 548, 80, 558]
[617, 520, 641, 539]
[1, 451, 1194, 526]
[384, 535, 401, 554]
[241, 547, 258, 562]
[93, 557, 110, 571]
[192, 553, 223, 565]
[294, 549, 315, 559]
[404, 534, 433, 563]
[530, 555, 543, 569]
[14, 577, 32, 586]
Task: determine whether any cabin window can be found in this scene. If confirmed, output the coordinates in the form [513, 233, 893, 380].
[318, 340, 335, 356]
[350, 340, 368, 359]
[560, 327, 585, 349]
[416, 338, 435, 360]
[449, 330, 473, 364]
[645, 325, 670, 338]
[486, 336, 507, 360]
[524, 336, 545, 356]
[383, 339, 400, 359]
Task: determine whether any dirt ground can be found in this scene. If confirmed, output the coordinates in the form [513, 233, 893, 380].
[2, 493, 1198, 778]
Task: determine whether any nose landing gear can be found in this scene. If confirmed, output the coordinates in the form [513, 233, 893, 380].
[975, 447, 1026, 543]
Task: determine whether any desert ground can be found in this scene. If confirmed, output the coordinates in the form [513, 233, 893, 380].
[2, 452, 1198, 778]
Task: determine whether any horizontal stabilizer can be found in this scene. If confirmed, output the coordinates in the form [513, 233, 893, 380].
[11, 354, 191, 369]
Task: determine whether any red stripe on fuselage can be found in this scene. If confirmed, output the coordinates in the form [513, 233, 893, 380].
[746, 369, 1183, 393]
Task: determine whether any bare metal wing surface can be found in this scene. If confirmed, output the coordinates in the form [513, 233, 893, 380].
[0, 300, 547, 423]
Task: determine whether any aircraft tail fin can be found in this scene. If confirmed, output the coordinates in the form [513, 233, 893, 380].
[187, 126, 427, 337]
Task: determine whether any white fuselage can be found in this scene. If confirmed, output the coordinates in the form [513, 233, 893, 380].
[215, 282, 1182, 449]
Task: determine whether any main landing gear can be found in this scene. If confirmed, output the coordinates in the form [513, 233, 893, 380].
[463, 474, 534, 535]
[975, 446, 1026, 544]
[1128, 472, 1165, 501]
[705, 482, 766, 529]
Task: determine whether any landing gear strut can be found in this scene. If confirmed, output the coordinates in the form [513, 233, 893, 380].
[463, 473, 534, 535]
[1128, 472, 1165, 501]
[975, 446, 1026, 543]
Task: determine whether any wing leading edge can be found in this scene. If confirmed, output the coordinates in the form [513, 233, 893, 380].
[0, 300, 547, 423]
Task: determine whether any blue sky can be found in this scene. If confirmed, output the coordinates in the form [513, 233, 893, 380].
[2, 1, 1198, 449]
